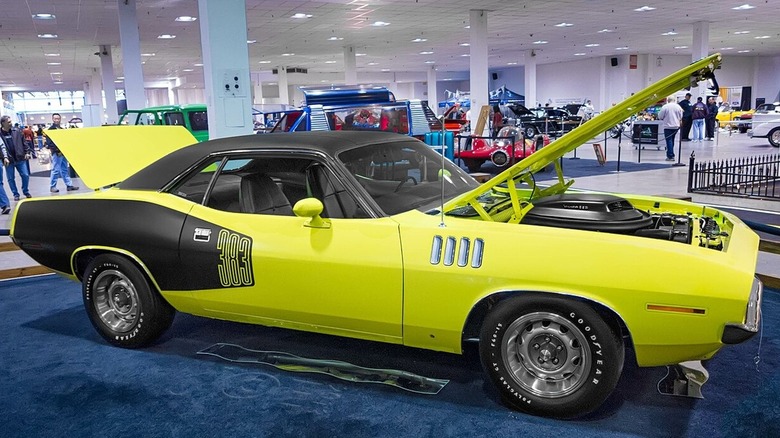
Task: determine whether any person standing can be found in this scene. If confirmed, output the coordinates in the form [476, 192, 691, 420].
[705, 97, 718, 140]
[0, 115, 33, 201]
[44, 113, 79, 193]
[679, 93, 692, 141]
[658, 97, 683, 161]
[22, 124, 35, 160]
[691, 96, 709, 142]
[491, 105, 503, 138]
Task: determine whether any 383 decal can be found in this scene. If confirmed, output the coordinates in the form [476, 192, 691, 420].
[216, 229, 254, 287]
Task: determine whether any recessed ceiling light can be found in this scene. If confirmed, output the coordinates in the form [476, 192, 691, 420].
[258, 60, 271, 64]
[328, 36, 344, 41]
[585, 43, 600, 47]
[755, 35, 771, 39]
[533, 40, 548, 44]
[662, 31, 678, 36]
[355, 53, 366, 57]
[142, 53, 156, 56]
[175, 16, 197, 22]
[412, 38, 427, 42]
[634, 6, 656, 12]
[574, 53, 586, 56]
[674, 46, 688, 49]
[32, 13, 55, 20]
[325, 60, 337, 64]
[419, 51, 433, 55]
[157, 34, 176, 39]
[247, 40, 257, 44]
[424, 60, 435, 64]
[281, 53, 295, 56]
[37, 34, 58, 39]
[616, 47, 629, 50]
[734, 31, 751, 34]
[738, 50, 752, 53]
[370, 21, 390, 27]
[46, 62, 61, 66]
[555, 22, 574, 27]
[44, 53, 60, 57]
[598, 29, 614, 33]
[732, 4, 755, 10]
[507, 62, 518, 65]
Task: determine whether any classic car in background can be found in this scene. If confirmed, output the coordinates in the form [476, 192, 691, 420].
[11, 54, 762, 420]
[716, 105, 754, 133]
[748, 101, 780, 147]
[506, 103, 583, 138]
[454, 126, 550, 172]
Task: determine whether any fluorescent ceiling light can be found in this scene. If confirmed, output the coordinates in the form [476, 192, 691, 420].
[738, 50, 752, 53]
[598, 29, 614, 33]
[459, 42, 470, 47]
[291, 13, 312, 19]
[142, 53, 156, 56]
[574, 53, 586, 56]
[44, 53, 60, 57]
[258, 60, 271, 64]
[533, 40, 548, 44]
[381, 68, 390, 72]
[674, 46, 688, 49]
[355, 53, 366, 56]
[555, 22, 573, 27]
[661, 31, 678, 36]
[247, 40, 257, 44]
[46, 62, 61, 66]
[175, 16, 197, 22]
[53, 81, 63, 84]
[114, 80, 124, 83]
[419, 51, 433, 55]
[281, 53, 294, 56]
[634, 6, 656, 11]
[157, 34, 176, 39]
[720, 47, 734, 50]
[585, 43, 600, 47]
[734, 31, 750, 34]
[50, 72, 62, 75]
[732, 4, 755, 10]
[461, 54, 470, 57]
[37, 34, 58, 39]
[412, 38, 427, 42]
[464, 25, 470, 29]
[616, 47, 629, 50]
[507, 62, 518, 65]
[32, 13, 55, 19]
[328, 36, 344, 41]
[182, 68, 194, 72]
[325, 60, 337, 64]
[370, 21, 390, 27]
[424, 60, 435, 64]
[194, 63, 204, 66]
[367, 62, 379, 65]
[755, 35, 771, 39]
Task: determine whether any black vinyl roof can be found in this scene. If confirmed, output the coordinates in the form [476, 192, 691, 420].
[120, 131, 413, 190]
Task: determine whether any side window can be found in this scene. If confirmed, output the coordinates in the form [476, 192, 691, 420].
[164, 112, 185, 126]
[137, 113, 158, 126]
[169, 158, 223, 204]
[188, 111, 209, 131]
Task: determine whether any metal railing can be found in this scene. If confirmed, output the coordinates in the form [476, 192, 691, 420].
[688, 153, 780, 200]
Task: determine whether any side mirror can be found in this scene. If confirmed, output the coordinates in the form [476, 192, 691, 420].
[293, 198, 330, 229]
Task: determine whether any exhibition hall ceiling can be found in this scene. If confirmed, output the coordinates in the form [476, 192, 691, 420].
[1, 0, 779, 92]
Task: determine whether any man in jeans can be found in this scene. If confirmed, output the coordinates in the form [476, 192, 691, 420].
[658, 97, 683, 161]
[44, 113, 79, 193]
[0, 115, 33, 201]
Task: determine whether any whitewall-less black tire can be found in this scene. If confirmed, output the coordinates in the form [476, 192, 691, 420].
[768, 127, 780, 148]
[82, 254, 175, 348]
[479, 294, 624, 418]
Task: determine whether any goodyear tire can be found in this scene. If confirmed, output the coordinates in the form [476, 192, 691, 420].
[480, 295, 624, 418]
[83, 254, 175, 348]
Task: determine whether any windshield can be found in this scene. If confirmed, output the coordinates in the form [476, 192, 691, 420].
[338, 140, 479, 215]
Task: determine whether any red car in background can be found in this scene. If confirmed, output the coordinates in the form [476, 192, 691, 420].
[455, 126, 550, 172]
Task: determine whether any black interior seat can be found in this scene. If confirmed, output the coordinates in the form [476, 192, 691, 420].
[239, 174, 293, 215]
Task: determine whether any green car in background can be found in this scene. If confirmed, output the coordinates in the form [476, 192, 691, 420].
[119, 104, 209, 142]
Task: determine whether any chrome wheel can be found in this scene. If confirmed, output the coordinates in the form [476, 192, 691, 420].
[92, 269, 140, 333]
[769, 128, 780, 147]
[502, 311, 590, 398]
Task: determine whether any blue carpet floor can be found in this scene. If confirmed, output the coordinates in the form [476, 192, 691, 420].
[1, 275, 778, 438]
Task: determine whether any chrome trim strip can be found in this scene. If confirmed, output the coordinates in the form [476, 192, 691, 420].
[443, 236, 456, 266]
[430, 235, 443, 265]
[457, 237, 470, 267]
[471, 238, 484, 268]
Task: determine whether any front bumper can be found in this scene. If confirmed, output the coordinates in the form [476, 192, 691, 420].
[722, 277, 763, 344]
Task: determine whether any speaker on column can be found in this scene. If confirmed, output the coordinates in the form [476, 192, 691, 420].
[492, 72, 499, 80]
[610, 57, 618, 67]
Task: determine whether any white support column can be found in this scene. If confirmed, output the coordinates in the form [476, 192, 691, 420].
[167, 84, 177, 106]
[98, 45, 119, 124]
[522, 50, 537, 108]
[251, 72, 264, 105]
[599, 57, 607, 112]
[427, 65, 438, 114]
[469, 9, 489, 135]
[198, 0, 252, 139]
[692, 21, 710, 96]
[645, 53, 656, 87]
[277, 66, 289, 105]
[117, 0, 145, 111]
[344, 45, 357, 85]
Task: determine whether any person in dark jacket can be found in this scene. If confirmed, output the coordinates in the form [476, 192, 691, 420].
[705, 97, 718, 140]
[691, 96, 709, 141]
[45, 113, 79, 193]
[0, 115, 32, 202]
[679, 93, 692, 141]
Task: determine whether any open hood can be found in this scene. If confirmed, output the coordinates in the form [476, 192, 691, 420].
[44, 125, 197, 189]
[444, 53, 722, 217]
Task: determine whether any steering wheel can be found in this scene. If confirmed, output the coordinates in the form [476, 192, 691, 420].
[395, 176, 418, 192]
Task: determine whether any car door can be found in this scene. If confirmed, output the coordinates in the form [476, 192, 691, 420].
[174, 153, 404, 343]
